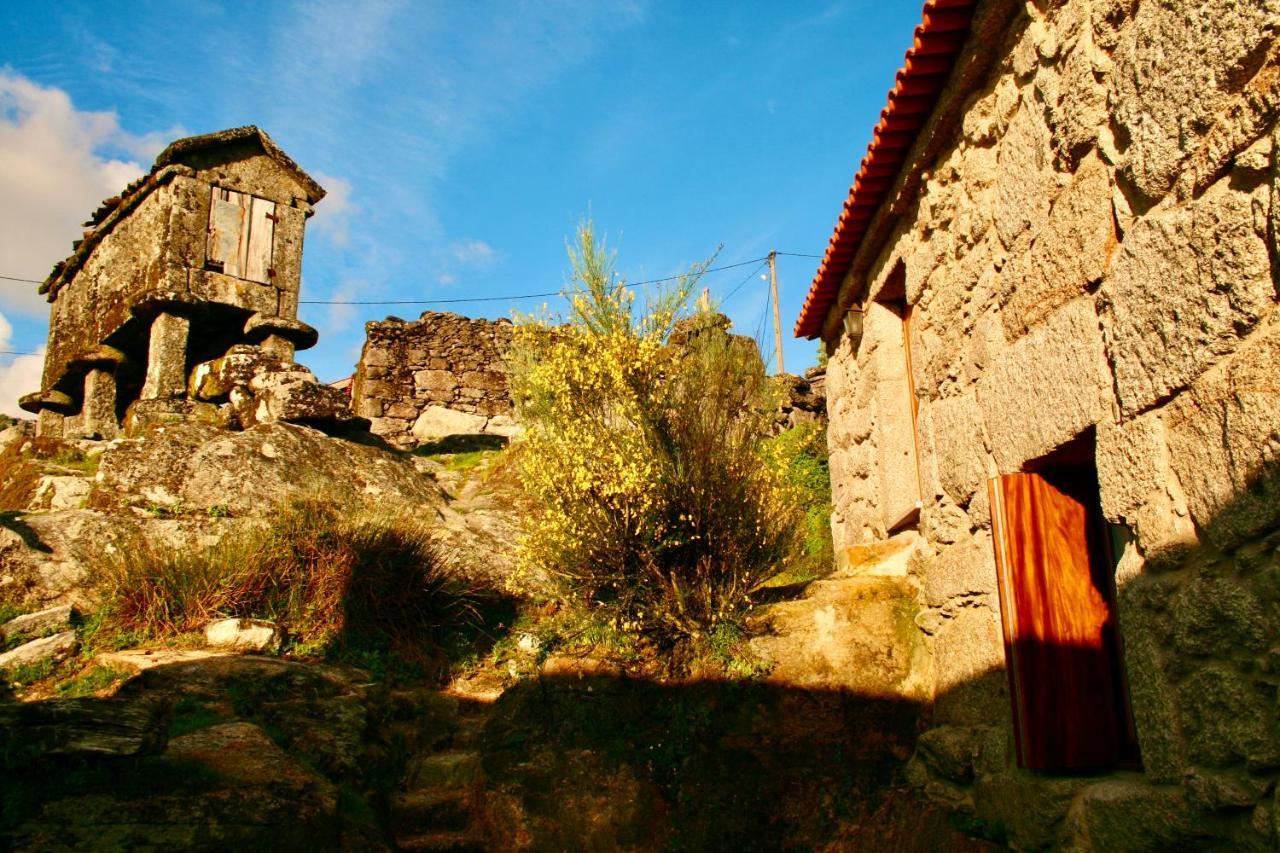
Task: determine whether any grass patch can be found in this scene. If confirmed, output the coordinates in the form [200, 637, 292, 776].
[168, 696, 229, 738]
[90, 497, 476, 672]
[55, 664, 131, 698]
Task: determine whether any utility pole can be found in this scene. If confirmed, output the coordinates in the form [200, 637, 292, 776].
[768, 251, 785, 376]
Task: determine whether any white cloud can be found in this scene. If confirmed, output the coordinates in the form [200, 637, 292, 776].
[449, 239, 497, 267]
[309, 171, 355, 248]
[0, 70, 155, 316]
[0, 309, 44, 418]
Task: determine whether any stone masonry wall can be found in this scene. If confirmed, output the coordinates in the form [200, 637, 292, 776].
[823, 0, 1280, 848]
[352, 312, 515, 448]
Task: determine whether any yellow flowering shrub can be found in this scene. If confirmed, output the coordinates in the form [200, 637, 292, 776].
[508, 223, 802, 640]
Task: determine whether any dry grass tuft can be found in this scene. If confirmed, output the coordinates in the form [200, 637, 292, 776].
[92, 497, 474, 656]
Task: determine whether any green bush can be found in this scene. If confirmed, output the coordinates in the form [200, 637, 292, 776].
[509, 222, 803, 642]
[764, 421, 834, 585]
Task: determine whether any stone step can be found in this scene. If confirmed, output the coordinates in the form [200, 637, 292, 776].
[449, 715, 488, 749]
[390, 788, 471, 833]
[396, 830, 486, 852]
[406, 749, 482, 789]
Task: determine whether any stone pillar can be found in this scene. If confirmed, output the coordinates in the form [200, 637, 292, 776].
[36, 408, 65, 439]
[82, 366, 119, 440]
[259, 333, 295, 361]
[141, 311, 191, 400]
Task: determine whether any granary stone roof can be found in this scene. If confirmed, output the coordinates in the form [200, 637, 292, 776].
[794, 0, 979, 339]
[39, 126, 324, 302]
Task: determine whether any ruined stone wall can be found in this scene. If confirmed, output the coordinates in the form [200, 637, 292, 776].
[352, 312, 515, 448]
[822, 0, 1280, 847]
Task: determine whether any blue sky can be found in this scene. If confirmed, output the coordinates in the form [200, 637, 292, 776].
[1, 1, 923, 408]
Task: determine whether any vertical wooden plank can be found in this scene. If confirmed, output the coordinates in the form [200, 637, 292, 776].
[989, 470, 1140, 771]
[901, 303, 924, 503]
[244, 196, 276, 284]
[206, 187, 249, 278]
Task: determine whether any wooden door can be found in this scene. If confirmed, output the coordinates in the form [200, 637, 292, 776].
[988, 469, 1140, 771]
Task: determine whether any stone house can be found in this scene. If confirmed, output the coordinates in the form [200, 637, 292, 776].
[20, 126, 329, 439]
[795, 0, 1279, 847]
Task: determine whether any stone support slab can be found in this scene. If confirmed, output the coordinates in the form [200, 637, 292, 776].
[141, 311, 191, 400]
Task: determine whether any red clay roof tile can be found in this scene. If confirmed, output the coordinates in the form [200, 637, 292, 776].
[794, 0, 977, 340]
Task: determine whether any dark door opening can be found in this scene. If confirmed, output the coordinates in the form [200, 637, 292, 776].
[988, 440, 1140, 772]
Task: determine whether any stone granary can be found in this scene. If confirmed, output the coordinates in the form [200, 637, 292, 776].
[19, 126, 341, 439]
[796, 0, 1280, 848]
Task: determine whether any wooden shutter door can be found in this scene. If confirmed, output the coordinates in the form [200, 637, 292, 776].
[989, 469, 1140, 771]
[207, 188, 275, 283]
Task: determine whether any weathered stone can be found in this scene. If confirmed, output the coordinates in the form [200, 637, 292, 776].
[993, 91, 1058, 248]
[1186, 769, 1272, 811]
[749, 575, 930, 701]
[1179, 664, 1280, 769]
[1001, 152, 1115, 339]
[353, 313, 515, 448]
[1096, 412, 1199, 563]
[0, 697, 168, 760]
[0, 604, 75, 642]
[1163, 315, 1280, 551]
[0, 630, 78, 673]
[973, 773, 1089, 851]
[921, 533, 996, 609]
[1111, 0, 1280, 203]
[1172, 575, 1270, 656]
[140, 310, 191, 401]
[28, 475, 91, 511]
[1116, 600, 1186, 783]
[98, 421, 444, 515]
[916, 725, 980, 784]
[1101, 174, 1274, 417]
[411, 405, 488, 441]
[929, 598, 1007, 725]
[977, 298, 1113, 472]
[204, 617, 283, 653]
[189, 344, 310, 400]
[925, 392, 989, 508]
[249, 378, 365, 431]
[1065, 780, 1201, 852]
[484, 414, 521, 437]
[413, 369, 456, 391]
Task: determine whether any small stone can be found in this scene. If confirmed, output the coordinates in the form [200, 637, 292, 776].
[204, 618, 283, 653]
[0, 630, 79, 673]
[0, 604, 76, 642]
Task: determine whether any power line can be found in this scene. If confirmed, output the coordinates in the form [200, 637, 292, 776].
[718, 260, 769, 307]
[298, 255, 771, 305]
[0, 252, 822, 302]
[1, 350, 39, 356]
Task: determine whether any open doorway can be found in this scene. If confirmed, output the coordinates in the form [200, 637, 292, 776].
[988, 433, 1140, 772]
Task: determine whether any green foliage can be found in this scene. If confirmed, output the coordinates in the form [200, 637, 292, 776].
[4, 658, 54, 686]
[509, 220, 803, 643]
[702, 621, 773, 679]
[90, 497, 476, 661]
[167, 696, 228, 738]
[763, 421, 834, 586]
[54, 664, 130, 698]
